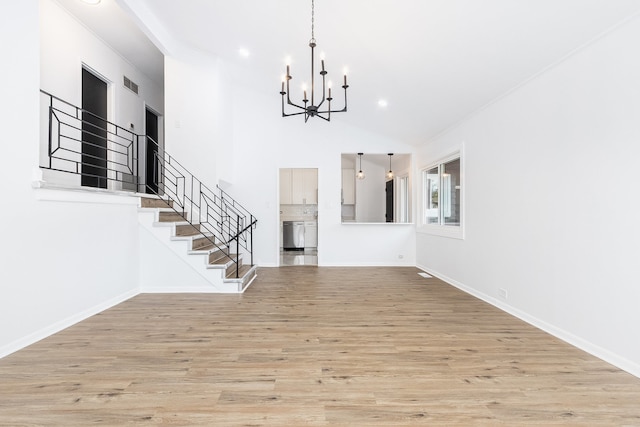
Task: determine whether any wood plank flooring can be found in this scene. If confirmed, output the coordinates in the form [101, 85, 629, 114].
[1, 267, 640, 426]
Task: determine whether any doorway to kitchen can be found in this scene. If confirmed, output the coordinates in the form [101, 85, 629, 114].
[279, 168, 318, 266]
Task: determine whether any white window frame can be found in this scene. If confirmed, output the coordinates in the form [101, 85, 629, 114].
[397, 173, 410, 223]
[418, 150, 464, 239]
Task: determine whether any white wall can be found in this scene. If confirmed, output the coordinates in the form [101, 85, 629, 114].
[226, 78, 417, 267]
[416, 15, 640, 376]
[40, 0, 163, 129]
[164, 54, 219, 188]
[0, 0, 142, 358]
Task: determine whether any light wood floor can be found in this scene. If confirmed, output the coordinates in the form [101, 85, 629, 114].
[1, 267, 640, 426]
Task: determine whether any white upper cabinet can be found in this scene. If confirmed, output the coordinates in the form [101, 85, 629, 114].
[282, 168, 317, 205]
[279, 168, 293, 204]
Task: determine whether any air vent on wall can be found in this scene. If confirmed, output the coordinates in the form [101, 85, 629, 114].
[123, 75, 139, 95]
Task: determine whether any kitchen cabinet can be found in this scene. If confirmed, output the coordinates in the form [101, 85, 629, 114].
[279, 169, 292, 204]
[304, 221, 317, 248]
[292, 169, 317, 204]
[281, 168, 317, 205]
[341, 168, 355, 204]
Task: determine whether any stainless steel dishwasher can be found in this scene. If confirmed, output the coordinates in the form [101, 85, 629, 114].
[283, 221, 305, 250]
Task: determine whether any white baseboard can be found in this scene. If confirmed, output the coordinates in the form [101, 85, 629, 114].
[416, 263, 640, 379]
[319, 262, 416, 267]
[0, 289, 138, 359]
[140, 286, 231, 293]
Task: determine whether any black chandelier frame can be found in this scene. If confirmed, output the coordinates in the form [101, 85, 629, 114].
[280, 0, 349, 122]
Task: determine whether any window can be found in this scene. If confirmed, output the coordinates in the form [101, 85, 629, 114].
[421, 154, 462, 237]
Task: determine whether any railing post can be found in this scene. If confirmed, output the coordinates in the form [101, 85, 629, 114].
[227, 208, 231, 246]
[236, 214, 240, 278]
[48, 99, 53, 170]
[136, 135, 140, 192]
[250, 215, 254, 266]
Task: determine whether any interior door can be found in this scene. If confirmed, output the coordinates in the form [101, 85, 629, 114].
[81, 68, 108, 188]
[385, 179, 394, 222]
[145, 108, 159, 194]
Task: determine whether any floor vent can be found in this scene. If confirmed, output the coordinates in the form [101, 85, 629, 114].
[123, 75, 139, 95]
[418, 272, 432, 279]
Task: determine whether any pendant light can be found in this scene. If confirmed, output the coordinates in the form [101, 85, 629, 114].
[386, 153, 394, 180]
[357, 153, 365, 180]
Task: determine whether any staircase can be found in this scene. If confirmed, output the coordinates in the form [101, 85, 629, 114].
[138, 196, 257, 293]
[39, 90, 258, 293]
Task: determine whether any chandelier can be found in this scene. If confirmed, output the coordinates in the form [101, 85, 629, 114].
[280, 0, 349, 122]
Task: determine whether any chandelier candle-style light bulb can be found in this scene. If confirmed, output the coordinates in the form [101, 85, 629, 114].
[280, 0, 349, 122]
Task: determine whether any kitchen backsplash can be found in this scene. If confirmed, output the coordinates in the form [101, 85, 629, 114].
[280, 204, 318, 220]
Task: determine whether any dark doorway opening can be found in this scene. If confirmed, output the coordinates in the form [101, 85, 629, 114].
[81, 68, 108, 189]
[145, 108, 159, 194]
[385, 179, 394, 222]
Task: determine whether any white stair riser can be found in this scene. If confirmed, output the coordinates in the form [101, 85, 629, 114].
[138, 207, 255, 294]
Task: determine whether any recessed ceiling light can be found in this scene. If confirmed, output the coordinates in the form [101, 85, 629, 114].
[378, 99, 388, 108]
[238, 48, 250, 58]
[80, 0, 101, 4]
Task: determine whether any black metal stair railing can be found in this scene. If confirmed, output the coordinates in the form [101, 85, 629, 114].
[41, 90, 139, 189]
[40, 90, 257, 278]
[148, 146, 258, 276]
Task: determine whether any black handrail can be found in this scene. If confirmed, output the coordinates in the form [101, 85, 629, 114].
[40, 90, 257, 278]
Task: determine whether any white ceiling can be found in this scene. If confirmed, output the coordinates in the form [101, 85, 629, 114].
[55, 0, 640, 145]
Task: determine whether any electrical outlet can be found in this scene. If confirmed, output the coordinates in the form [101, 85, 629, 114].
[498, 288, 508, 299]
[398, 254, 404, 259]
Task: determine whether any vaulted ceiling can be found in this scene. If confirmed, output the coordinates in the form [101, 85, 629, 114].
[55, 0, 640, 145]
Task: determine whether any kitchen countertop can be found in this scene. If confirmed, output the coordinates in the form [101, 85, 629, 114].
[281, 216, 317, 222]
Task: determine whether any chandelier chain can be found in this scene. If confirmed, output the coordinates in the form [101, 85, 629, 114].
[310, 0, 315, 43]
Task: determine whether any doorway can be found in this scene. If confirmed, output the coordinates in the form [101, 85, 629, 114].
[279, 168, 318, 266]
[385, 179, 394, 222]
[81, 68, 108, 189]
[145, 108, 160, 194]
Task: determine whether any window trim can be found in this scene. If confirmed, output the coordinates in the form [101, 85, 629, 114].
[418, 150, 464, 240]
[397, 173, 410, 223]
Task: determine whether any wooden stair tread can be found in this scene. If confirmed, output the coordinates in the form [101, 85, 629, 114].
[175, 224, 201, 236]
[158, 211, 187, 222]
[141, 197, 173, 208]
[209, 253, 237, 265]
[192, 236, 218, 251]
[225, 264, 254, 280]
